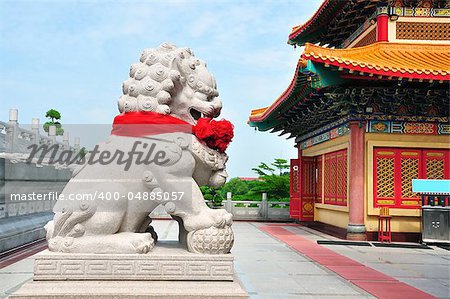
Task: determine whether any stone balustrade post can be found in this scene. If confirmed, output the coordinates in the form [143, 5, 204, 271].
[31, 118, 40, 144]
[261, 193, 269, 220]
[63, 131, 69, 148]
[7, 108, 19, 152]
[225, 192, 233, 213]
[9, 108, 18, 123]
[74, 137, 80, 152]
[48, 125, 56, 144]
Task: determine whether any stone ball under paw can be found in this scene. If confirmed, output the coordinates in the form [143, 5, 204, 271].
[187, 225, 234, 254]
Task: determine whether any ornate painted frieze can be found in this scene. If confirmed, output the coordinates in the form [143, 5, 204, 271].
[367, 120, 450, 135]
[299, 123, 350, 149]
[389, 6, 450, 17]
[296, 115, 351, 143]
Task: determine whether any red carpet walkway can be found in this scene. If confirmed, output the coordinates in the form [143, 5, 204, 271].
[259, 225, 436, 299]
[0, 239, 47, 269]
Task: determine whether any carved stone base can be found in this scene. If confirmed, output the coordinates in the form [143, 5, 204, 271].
[10, 277, 249, 298]
[33, 241, 234, 281]
[11, 241, 248, 298]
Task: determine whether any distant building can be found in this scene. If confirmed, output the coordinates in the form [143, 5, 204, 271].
[249, 0, 449, 241]
[238, 177, 262, 181]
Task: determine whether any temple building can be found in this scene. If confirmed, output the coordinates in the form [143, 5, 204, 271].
[248, 0, 449, 241]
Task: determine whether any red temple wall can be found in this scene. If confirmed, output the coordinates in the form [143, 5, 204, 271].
[290, 132, 449, 234]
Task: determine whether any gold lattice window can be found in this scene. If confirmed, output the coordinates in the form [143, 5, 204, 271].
[329, 156, 337, 201]
[401, 158, 420, 198]
[376, 157, 395, 198]
[303, 160, 315, 195]
[425, 151, 447, 180]
[316, 156, 323, 203]
[324, 157, 331, 200]
[323, 150, 347, 206]
[375, 148, 450, 208]
[336, 153, 347, 199]
[396, 22, 450, 40]
[426, 159, 444, 179]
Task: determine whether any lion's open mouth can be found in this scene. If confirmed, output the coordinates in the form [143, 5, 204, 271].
[190, 108, 202, 121]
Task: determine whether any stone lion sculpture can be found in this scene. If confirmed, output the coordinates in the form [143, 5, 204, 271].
[45, 43, 234, 254]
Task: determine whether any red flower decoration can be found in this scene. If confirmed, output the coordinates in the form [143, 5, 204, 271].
[193, 118, 234, 153]
[111, 112, 234, 153]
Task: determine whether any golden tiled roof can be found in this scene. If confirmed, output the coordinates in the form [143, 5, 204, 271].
[250, 107, 269, 118]
[303, 42, 450, 80]
[249, 42, 450, 125]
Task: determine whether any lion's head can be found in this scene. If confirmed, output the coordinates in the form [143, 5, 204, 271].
[118, 43, 222, 125]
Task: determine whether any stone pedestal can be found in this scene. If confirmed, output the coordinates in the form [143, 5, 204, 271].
[11, 241, 248, 298]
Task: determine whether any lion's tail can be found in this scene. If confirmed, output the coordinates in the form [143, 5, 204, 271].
[49, 202, 97, 239]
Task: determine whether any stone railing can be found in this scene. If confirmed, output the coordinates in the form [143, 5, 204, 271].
[221, 200, 290, 221]
[0, 108, 78, 252]
[0, 108, 81, 155]
[150, 193, 292, 222]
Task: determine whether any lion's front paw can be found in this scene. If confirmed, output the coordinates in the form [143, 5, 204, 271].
[130, 233, 155, 253]
[211, 209, 232, 228]
[183, 208, 232, 231]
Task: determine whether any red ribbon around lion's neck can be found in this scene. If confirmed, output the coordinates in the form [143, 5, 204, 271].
[112, 111, 234, 153]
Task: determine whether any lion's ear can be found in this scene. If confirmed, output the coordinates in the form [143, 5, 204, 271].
[169, 54, 184, 75]
[169, 70, 181, 82]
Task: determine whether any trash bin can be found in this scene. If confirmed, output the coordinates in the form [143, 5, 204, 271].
[412, 179, 450, 244]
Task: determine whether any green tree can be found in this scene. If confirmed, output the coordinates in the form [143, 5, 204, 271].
[78, 147, 88, 158]
[200, 186, 224, 207]
[43, 109, 64, 136]
[247, 175, 290, 201]
[272, 158, 289, 175]
[247, 158, 291, 201]
[199, 158, 291, 203]
[220, 177, 249, 198]
[45, 109, 61, 123]
[251, 162, 275, 176]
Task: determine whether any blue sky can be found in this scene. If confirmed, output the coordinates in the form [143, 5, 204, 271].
[0, 0, 322, 178]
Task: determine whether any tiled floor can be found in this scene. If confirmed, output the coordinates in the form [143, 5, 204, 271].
[260, 223, 449, 299]
[1, 221, 449, 298]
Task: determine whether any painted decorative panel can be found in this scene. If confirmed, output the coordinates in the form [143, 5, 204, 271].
[289, 159, 300, 218]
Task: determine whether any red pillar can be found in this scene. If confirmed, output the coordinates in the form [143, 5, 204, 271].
[376, 13, 389, 42]
[347, 121, 367, 240]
